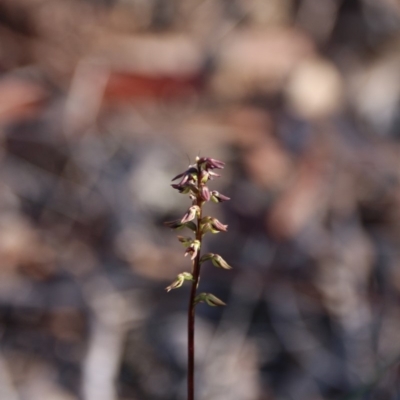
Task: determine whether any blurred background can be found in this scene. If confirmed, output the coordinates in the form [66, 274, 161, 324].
[0, 0, 400, 399]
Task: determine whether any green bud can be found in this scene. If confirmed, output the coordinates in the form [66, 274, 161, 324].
[211, 254, 231, 269]
[200, 253, 231, 269]
[194, 292, 206, 304]
[194, 292, 226, 306]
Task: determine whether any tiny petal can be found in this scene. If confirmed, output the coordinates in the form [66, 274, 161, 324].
[185, 247, 198, 260]
[208, 171, 221, 180]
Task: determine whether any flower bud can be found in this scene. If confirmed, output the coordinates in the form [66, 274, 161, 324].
[210, 217, 228, 232]
[197, 157, 225, 170]
[201, 217, 228, 234]
[194, 292, 226, 306]
[200, 253, 231, 269]
[181, 205, 200, 223]
[205, 293, 226, 306]
[211, 254, 232, 269]
[200, 186, 211, 202]
[210, 191, 230, 203]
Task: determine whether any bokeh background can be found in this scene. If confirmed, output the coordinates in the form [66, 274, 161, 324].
[0, 0, 400, 399]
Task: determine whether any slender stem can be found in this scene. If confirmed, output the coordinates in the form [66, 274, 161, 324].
[187, 191, 203, 400]
[187, 254, 200, 400]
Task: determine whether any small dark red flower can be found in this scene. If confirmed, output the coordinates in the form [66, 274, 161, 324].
[197, 157, 225, 170]
[185, 240, 201, 260]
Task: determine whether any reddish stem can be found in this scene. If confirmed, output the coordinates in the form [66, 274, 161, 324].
[187, 183, 203, 400]
[187, 257, 199, 400]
